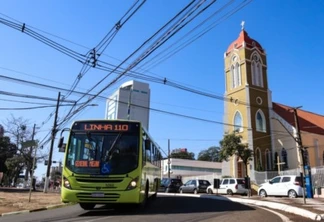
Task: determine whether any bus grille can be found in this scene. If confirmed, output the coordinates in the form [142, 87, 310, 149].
[76, 193, 120, 202]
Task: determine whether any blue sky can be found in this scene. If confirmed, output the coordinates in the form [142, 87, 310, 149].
[1, 0, 324, 179]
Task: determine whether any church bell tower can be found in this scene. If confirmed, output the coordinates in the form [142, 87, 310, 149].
[223, 23, 273, 179]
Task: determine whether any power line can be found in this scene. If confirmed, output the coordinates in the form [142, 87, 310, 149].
[0, 71, 302, 138]
[0, 90, 76, 103]
[65, 0, 147, 99]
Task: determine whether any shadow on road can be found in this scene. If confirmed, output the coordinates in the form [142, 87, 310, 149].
[79, 195, 255, 218]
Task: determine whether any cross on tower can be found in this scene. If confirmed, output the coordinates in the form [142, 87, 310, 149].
[276, 155, 285, 174]
[241, 21, 245, 30]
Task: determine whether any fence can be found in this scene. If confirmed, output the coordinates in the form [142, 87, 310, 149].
[252, 166, 324, 188]
[181, 166, 324, 189]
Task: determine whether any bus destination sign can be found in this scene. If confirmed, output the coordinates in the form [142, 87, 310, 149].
[72, 121, 139, 132]
[84, 123, 129, 131]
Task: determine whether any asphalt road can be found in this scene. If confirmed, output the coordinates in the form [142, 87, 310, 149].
[0, 195, 310, 222]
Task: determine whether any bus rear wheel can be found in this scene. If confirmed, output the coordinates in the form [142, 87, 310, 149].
[79, 203, 96, 210]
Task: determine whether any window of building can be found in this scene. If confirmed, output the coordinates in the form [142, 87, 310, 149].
[171, 165, 221, 173]
[265, 149, 272, 170]
[255, 148, 262, 171]
[251, 53, 263, 87]
[314, 139, 320, 166]
[234, 111, 243, 132]
[304, 149, 309, 166]
[255, 110, 266, 132]
[230, 60, 241, 89]
[281, 148, 288, 169]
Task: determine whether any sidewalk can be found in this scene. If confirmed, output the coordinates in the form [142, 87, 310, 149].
[0, 189, 65, 216]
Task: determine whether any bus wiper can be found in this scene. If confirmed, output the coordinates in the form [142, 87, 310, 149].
[104, 133, 122, 162]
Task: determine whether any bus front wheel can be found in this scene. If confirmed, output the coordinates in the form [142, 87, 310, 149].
[79, 203, 96, 210]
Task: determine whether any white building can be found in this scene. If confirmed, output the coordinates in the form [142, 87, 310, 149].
[161, 158, 222, 180]
[105, 80, 150, 129]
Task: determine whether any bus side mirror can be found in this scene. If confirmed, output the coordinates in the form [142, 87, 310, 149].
[58, 137, 66, 153]
[145, 139, 151, 150]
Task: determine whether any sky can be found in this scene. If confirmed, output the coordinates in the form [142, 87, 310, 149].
[1, 0, 324, 179]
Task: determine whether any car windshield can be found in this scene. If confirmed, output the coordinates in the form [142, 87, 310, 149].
[237, 179, 245, 184]
[66, 132, 139, 175]
[171, 179, 182, 184]
[199, 180, 211, 185]
[161, 178, 170, 185]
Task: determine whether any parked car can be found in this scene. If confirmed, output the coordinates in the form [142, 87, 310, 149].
[206, 178, 248, 195]
[258, 175, 303, 198]
[179, 179, 211, 194]
[158, 178, 183, 193]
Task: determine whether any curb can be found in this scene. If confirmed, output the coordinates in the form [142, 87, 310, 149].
[0, 203, 74, 217]
[158, 193, 323, 221]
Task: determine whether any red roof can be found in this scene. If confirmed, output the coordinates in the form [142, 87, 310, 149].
[226, 30, 264, 55]
[273, 102, 324, 135]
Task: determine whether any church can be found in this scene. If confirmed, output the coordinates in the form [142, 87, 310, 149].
[221, 25, 324, 181]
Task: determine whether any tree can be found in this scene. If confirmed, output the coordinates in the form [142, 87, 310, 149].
[197, 146, 221, 162]
[2, 115, 37, 186]
[170, 151, 195, 160]
[219, 132, 253, 177]
[0, 136, 17, 184]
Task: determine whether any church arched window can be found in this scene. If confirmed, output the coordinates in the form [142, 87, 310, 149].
[255, 148, 262, 171]
[281, 148, 288, 169]
[230, 55, 241, 89]
[256, 109, 266, 132]
[251, 53, 263, 87]
[233, 111, 243, 132]
[235, 62, 241, 87]
[265, 149, 272, 170]
[231, 65, 235, 89]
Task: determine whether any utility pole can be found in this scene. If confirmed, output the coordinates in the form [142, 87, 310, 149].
[127, 89, 133, 120]
[168, 139, 171, 179]
[44, 92, 60, 193]
[292, 106, 306, 204]
[28, 123, 37, 202]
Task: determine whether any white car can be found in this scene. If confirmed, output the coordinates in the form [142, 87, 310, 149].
[258, 175, 303, 198]
[206, 178, 248, 195]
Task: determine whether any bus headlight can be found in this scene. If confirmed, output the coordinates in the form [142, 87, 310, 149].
[63, 177, 72, 189]
[127, 177, 139, 190]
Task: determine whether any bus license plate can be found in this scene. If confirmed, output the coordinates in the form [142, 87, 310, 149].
[91, 192, 104, 197]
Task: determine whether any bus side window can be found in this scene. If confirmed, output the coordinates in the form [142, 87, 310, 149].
[142, 138, 146, 167]
[145, 140, 151, 162]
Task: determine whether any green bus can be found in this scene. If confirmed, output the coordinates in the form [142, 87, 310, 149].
[58, 119, 162, 210]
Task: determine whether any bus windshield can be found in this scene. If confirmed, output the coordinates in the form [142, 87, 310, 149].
[66, 132, 139, 175]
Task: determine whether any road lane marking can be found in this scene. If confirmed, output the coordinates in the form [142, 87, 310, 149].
[253, 206, 292, 222]
[84, 216, 114, 222]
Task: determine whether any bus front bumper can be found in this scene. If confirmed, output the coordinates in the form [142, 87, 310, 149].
[61, 187, 142, 204]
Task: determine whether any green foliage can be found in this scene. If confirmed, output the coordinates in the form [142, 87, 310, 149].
[0, 136, 17, 177]
[197, 146, 221, 162]
[219, 131, 253, 176]
[170, 151, 195, 160]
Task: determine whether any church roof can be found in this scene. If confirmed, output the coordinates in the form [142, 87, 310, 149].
[273, 102, 324, 136]
[226, 29, 264, 55]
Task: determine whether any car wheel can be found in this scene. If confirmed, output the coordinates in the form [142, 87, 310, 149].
[259, 189, 267, 198]
[79, 203, 96, 210]
[208, 189, 213, 194]
[194, 189, 198, 194]
[227, 189, 233, 195]
[288, 189, 297, 198]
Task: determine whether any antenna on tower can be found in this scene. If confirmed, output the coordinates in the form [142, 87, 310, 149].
[241, 21, 245, 30]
